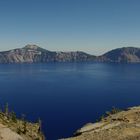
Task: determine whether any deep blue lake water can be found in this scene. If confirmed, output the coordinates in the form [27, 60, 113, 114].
[0, 62, 140, 140]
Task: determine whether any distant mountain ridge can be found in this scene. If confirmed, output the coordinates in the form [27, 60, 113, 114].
[0, 45, 96, 63]
[98, 47, 140, 63]
[0, 45, 140, 63]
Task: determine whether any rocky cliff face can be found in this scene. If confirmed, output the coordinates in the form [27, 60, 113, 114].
[1, 45, 140, 63]
[62, 106, 140, 140]
[98, 47, 140, 62]
[0, 45, 96, 63]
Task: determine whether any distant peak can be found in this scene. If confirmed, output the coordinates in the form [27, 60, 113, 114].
[23, 44, 40, 50]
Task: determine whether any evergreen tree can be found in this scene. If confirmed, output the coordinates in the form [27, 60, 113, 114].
[10, 111, 17, 122]
[4, 103, 9, 117]
[38, 118, 42, 133]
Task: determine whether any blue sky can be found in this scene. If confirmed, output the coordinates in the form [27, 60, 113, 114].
[0, 0, 140, 55]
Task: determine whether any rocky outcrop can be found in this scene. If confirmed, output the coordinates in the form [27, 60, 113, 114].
[98, 47, 140, 62]
[0, 44, 96, 63]
[61, 106, 140, 140]
[0, 104, 45, 140]
[1, 45, 140, 63]
[0, 123, 24, 140]
[0, 122, 43, 140]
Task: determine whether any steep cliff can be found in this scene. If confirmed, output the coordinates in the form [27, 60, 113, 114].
[0, 45, 96, 63]
[1, 45, 140, 63]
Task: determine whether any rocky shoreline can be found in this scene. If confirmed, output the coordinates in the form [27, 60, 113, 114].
[61, 106, 140, 140]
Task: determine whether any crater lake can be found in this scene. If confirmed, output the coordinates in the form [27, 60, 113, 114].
[0, 62, 140, 140]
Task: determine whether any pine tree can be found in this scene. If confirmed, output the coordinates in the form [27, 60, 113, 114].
[4, 103, 9, 117]
[38, 118, 42, 133]
[10, 111, 17, 122]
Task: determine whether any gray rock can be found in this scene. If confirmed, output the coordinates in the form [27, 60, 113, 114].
[98, 47, 140, 63]
[1, 45, 140, 63]
[0, 44, 96, 63]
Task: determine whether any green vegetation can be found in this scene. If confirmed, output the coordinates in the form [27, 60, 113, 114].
[0, 103, 45, 140]
[99, 106, 122, 121]
[105, 106, 122, 116]
[4, 103, 9, 117]
[10, 111, 17, 123]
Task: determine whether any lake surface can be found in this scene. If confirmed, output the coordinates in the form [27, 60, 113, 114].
[0, 62, 140, 140]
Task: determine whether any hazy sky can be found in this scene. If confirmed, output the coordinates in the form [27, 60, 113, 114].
[0, 0, 140, 55]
